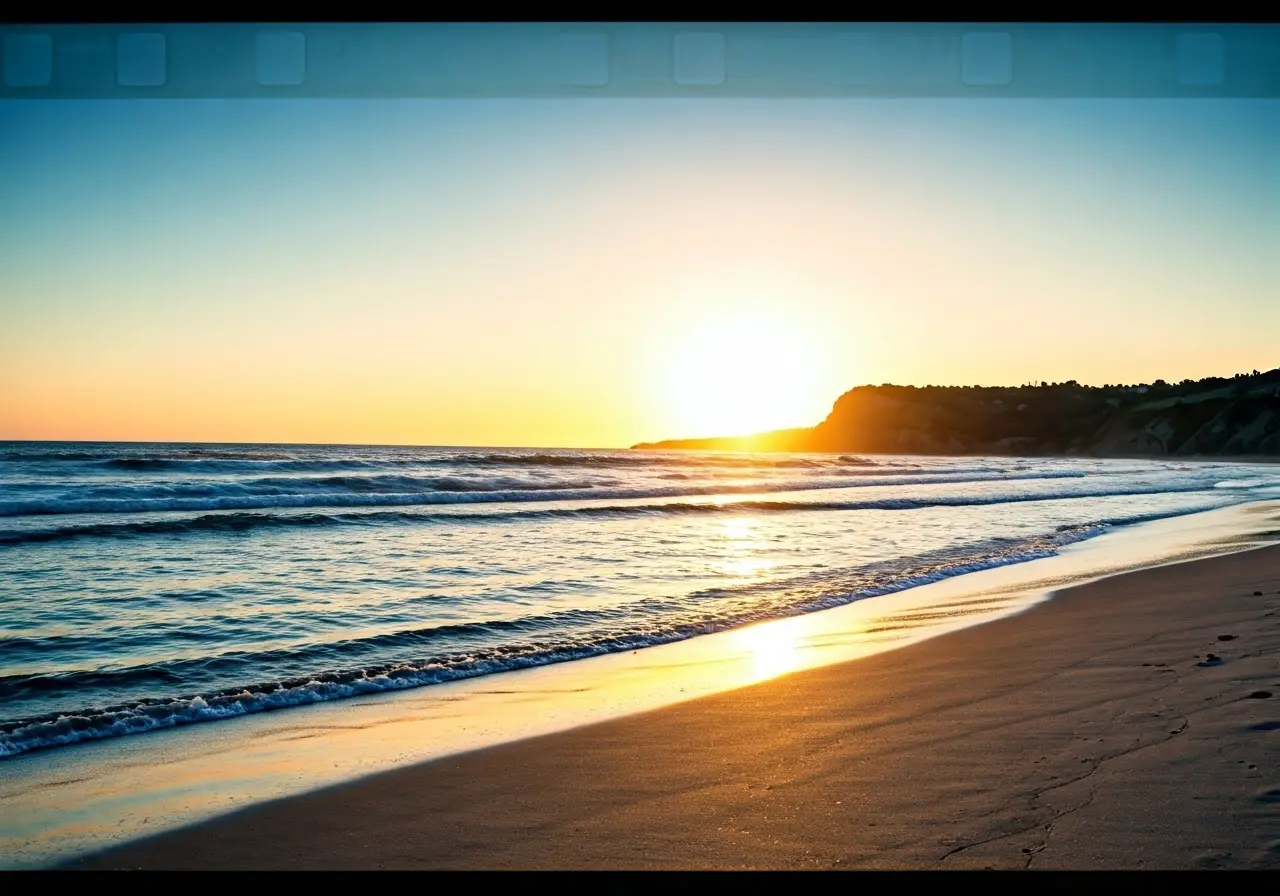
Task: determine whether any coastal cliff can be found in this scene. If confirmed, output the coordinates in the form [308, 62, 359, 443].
[633, 368, 1280, 458]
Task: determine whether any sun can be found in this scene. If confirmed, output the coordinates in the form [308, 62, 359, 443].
[661, 312, 824, 438]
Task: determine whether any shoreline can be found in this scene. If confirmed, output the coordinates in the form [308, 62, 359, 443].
[66, 522, 1280, 869]
[630, 444, 1280, 466]
[3, 499, 1273, 870]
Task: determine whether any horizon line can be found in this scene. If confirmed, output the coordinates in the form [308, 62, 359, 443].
[5, 368, 1275, 453]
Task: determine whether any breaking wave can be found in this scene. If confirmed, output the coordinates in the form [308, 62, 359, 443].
[0, 483, 1229, 545]
[0, 470, 1095, 517]
[0, 518, 1147, 759]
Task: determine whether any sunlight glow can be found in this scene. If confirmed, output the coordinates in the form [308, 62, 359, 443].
[718, 517, 762, 541]
[712, 517, 776, 578]
[733, 618, 804, 683]
[662, 311, 823, 438]
[717, 557, 777, 578]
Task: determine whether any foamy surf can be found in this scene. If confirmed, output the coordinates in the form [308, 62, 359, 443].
[0, 520, 1141, 758]
[2, 442, 1278, 761]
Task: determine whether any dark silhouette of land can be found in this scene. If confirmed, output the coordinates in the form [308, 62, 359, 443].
[634, 368, 1280, 458]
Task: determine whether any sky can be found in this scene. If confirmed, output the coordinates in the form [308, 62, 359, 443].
[1, 97, 1277, 447]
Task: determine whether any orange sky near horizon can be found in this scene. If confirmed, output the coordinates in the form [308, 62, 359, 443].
[2, 97, 1276, 448]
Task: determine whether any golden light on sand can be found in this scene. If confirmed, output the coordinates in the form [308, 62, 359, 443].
[734, 618, 803, 683]
[662, 312, 821, 438]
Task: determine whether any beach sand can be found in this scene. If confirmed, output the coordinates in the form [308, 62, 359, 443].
[69, 544, 1280, 870]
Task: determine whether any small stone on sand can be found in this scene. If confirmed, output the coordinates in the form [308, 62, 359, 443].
[1248, 691, 1273, 699]
[1217, 634, 1237, 641]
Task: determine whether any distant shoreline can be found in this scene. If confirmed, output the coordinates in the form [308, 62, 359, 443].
[630, 445, 1280, 465]
[633, 369, 1280, 458]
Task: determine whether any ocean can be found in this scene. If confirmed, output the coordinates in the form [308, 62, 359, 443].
[3, 441, 1279, 762]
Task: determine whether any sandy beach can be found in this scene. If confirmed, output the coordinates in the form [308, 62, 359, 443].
[67, 540, 1280, 870]
[7, 52, 1280, 874]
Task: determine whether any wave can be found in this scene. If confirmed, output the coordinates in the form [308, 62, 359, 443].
[410, 452, 889, 470]
[1, 505, 1215, 682]
[46, 474, 612, 497]
[1213, 479, 1275, 489]
[0, 512, 357, 544]
[6, 447, 1093, 479]
[0, 480, 1225, 545]
[2, 448, 298, 464]
[86, 457, 943, 478]
[0, 519, 1137, 759]
[4, 446, 894, 469]
[0, 470, 1093, 518]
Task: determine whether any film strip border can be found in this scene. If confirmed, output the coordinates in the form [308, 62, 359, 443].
[2, 23, 1279, 98]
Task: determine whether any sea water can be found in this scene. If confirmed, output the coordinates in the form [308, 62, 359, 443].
[3, 442, 1279, 761]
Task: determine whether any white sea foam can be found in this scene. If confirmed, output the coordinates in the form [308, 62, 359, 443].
[0, 470, 1096, 517]
[2, 445, 1277, 761]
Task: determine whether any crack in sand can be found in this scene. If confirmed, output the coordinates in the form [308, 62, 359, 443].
[1026, 790, 1101, 869]
[939, 786, 1098, 865]
[937, 705, 1196, 866]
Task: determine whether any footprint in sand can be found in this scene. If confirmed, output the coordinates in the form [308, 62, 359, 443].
[1256, 788, 1280, 804]
[1256, 840, 1280, 867]
[1194, 852, 1233, 869]
[1248, 720, 1280, 731]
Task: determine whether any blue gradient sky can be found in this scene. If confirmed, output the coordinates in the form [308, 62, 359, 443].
[1, 98, 1276, 446]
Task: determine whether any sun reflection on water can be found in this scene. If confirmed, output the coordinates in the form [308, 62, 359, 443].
[713, 517, 776, 578]
[718, 557, 776, 577]
[718, 517, 761, 539]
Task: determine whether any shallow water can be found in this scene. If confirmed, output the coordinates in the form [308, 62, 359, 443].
[1, 492, 1277, 869]
[3, 442, 1279, 760]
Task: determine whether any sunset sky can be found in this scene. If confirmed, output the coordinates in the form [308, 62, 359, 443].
[1, 97, 1276, 447]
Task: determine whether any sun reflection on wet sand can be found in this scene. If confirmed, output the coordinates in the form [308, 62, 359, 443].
[733, 617, 805, 683]
[3, 502, 1276, 869]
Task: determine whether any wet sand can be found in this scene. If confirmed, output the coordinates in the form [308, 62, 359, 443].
[70, 544, 1280, 870]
